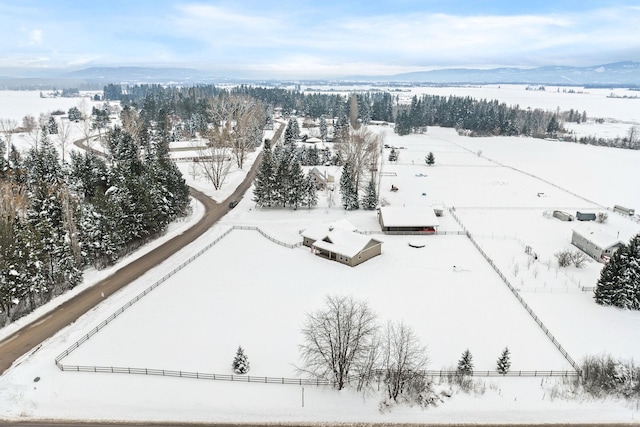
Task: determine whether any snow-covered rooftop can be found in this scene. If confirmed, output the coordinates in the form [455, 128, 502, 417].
[572, 227, 624, 249]
[379, 206, 440, 228]
[312, 229, 382, 258]
[301, 219, 357, 242]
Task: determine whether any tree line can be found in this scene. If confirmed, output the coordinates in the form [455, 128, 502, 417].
[0, 109, 190, 326]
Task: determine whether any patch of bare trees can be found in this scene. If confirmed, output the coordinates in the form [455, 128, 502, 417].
[194, 127, 232, 190]
[336, 126, 384, 195]
[208, 94, 265, 170]
[299, 295, 437, 408]
[0, 118, 17, 162]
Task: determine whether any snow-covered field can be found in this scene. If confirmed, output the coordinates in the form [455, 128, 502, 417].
[0, 90, 101, 122]
[1, 89, 640, 424]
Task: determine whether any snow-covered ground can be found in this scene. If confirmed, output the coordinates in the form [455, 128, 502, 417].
[1, 90, 640, 424]
[0, 90, 101, 122]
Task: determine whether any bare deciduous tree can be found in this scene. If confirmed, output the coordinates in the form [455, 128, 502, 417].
[57, 118, 73, 163]
[336, 126, 383, 195]
[195, 127, 232, 190]
[208, 94, 265, 170]
[381, 321, 429, 402]
[0, 118, 17, 162]
[299, 295, 378, 390]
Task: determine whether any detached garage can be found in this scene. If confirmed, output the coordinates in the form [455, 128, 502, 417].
[378, 206, 440, 234]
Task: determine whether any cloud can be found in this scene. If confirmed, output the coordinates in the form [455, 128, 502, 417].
[28, 29, 42, 45]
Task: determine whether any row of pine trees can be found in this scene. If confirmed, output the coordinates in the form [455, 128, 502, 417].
[0, 114, 190, 325]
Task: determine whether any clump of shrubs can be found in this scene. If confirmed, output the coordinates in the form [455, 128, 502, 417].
[555, 249, 588, 268]
[579, 355, 640, 399]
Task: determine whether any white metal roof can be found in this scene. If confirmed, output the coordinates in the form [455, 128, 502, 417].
[572, 227, 624, 250]
[312, 229, 382, 258]
[379, 206, 440, 228]
[301, 219, 357, 242]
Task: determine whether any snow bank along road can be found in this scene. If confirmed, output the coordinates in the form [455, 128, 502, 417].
[0, 143, 263, 375]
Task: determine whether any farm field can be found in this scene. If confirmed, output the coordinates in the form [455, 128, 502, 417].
[1, 89, 640, 424]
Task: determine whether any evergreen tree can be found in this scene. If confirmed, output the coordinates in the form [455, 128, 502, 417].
[594, 233, 640, 309]
[361, 179, 378, 210]
[339, 162, 359, 210]
[287, 159, 306, 210]
[307, 145, 320, 166]
[68, 106, 82, 122]
[252, 147, 276, 207]
[496, 347, 511, 374]
[457, 349, 474, 374]
[425, 152, 435, 166]
[232, 346, 250, 374]
[304, 172, 318, 209]
[319, 116, 328, 141]
[284, 117, 299, 145]
[47, 116, 58, 135]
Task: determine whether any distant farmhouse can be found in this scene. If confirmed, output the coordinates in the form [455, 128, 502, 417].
[571, 228, 624, 263]
[308, 167, 335, 190]
[378, 206, 440, 233]
[301, 220, 382, 267]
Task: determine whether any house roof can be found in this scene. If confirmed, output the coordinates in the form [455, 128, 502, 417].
[301, 219, 357, 242]
[379, 206, 440, 228]
[312, 229, 382, 258]
[573, 227, 624, 250]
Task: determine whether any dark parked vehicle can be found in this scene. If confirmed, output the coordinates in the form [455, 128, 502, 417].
[229, 200, 238, 209]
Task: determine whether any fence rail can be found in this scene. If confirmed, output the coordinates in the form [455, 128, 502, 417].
[56, 212, 581, 385]
[447, 208, 581, 375]
[55, 224, 300, 365]
[55, 363, 579, 385]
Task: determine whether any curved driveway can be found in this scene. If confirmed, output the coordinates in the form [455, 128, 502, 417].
[0, 141, 263, 375]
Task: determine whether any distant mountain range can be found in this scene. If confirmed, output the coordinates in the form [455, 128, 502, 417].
[350, 61, 640, 86]
[0, 62, 638, 88]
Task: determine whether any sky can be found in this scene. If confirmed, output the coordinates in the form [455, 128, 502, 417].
[0, 0, 638, 79]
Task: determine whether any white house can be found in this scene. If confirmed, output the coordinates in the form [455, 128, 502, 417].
[300, 220, 382, 267]
[571, 228, 624, 262]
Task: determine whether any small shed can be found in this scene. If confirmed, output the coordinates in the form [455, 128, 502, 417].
[571, 228, 624, 262]
[576, 211, 596, 221]
[378, 206, 440, 233]
[553, 210, 573, 221]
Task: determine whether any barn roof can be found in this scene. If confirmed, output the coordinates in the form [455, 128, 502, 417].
[379, 206, 440, 228]
[572, 227, 624, 250]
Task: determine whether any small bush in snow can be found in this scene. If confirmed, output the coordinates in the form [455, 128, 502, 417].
[570, 251, 588, 268]
[596, 212, 609, 223]
[555, 250, 573, 268]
